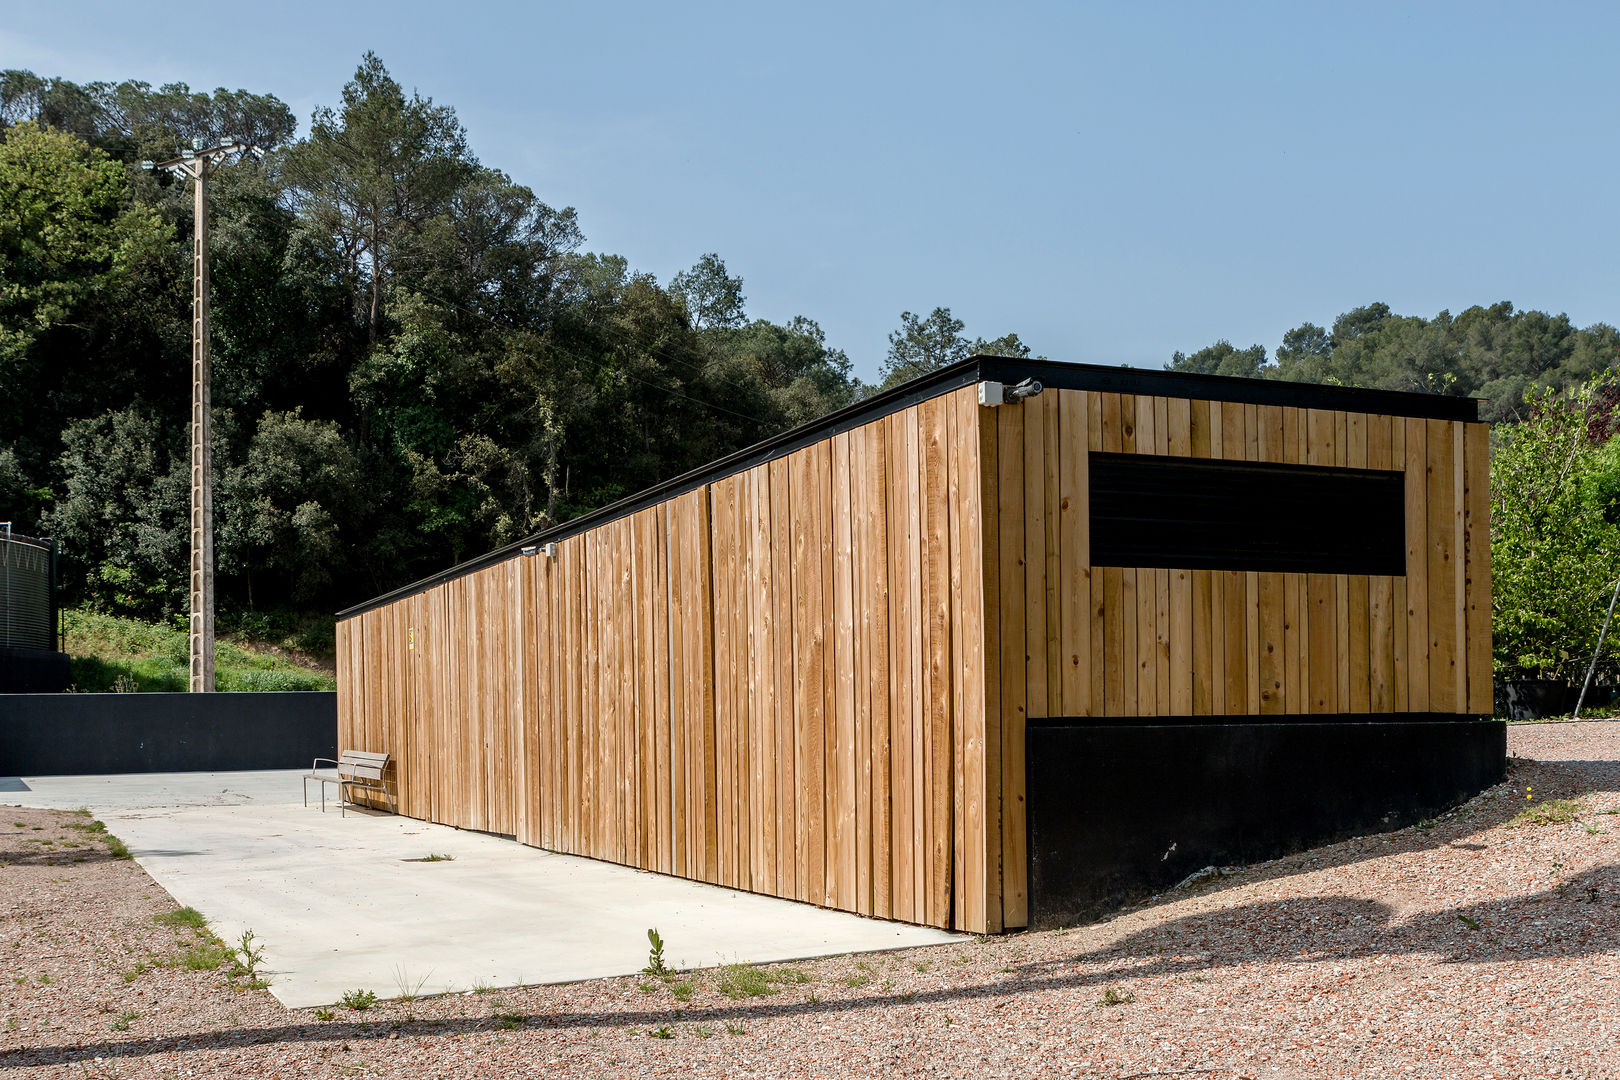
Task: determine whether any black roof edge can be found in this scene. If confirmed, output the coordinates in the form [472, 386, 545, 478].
[336, 357, 1480, 620]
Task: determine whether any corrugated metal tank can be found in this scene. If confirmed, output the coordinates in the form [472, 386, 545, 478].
[1, 533, 55, 651]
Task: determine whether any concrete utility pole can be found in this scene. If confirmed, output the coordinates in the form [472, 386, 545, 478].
[143, 138, 264, 692]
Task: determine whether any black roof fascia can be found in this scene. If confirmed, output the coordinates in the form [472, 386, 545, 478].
[336, 357, 1480, 620]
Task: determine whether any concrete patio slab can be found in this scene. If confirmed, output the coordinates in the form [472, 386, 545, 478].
[2, 771, 964, 1008]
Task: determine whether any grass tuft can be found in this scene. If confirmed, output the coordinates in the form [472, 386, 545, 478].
[716, 963, 777, 1000]
[1511, 798, 1586, 827]
[155, 907, 207, 930]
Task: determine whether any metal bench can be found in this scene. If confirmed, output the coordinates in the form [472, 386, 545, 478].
[303, 750, 395, 816]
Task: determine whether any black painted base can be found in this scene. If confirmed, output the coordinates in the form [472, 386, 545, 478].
[1025, 717, 1506, 930]
[0, 647, 70, 693]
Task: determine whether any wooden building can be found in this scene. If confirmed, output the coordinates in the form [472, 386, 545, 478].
[336, 357, 1500, 934]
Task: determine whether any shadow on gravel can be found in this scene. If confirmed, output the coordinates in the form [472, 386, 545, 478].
[1108, 754, 1620, 916]
[5, 755, 1618, 1071]
[6, 859, 1619, 1071]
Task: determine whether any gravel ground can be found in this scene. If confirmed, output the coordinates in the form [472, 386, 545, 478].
[2, 721, 1617, 1079]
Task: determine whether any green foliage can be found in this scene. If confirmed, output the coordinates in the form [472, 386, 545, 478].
[62, 608, 334, 692]
[155, 907, 207, 930]
[715, 963, 777, 999]
[1510, 797, 1585, 826]
[1491, 372, 1620, 681]
[340, 988, 377, 1011]
[642, 928, 672, 978]
[1169, 300, 1620, 421]
[180, 940, 231, 971]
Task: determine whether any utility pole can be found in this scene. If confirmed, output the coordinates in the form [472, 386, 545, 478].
[143, 137, 263, 692]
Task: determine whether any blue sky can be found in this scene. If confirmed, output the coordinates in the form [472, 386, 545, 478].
[6, 1, 1617, 382]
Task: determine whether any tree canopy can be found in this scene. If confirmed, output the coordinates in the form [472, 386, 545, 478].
[1168, 301, 1620, 422]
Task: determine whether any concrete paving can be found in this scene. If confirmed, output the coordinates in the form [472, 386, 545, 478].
[2, 771, 964, 1008]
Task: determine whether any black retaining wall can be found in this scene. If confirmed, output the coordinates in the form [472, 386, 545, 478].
[0, 647, 71, 693]
[1026, 717, 1506, 930]
[0, 692, 336, 775]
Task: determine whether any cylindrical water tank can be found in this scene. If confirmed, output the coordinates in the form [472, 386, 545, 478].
[1, 533, 55, 651]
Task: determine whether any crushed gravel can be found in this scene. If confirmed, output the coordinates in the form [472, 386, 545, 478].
[2, 721, 1617, 1078]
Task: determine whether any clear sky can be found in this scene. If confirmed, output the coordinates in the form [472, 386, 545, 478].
[5, 0, 1617, 383]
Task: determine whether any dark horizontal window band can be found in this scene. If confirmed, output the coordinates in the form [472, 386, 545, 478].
[1026, 713, 1495, 728]
[1089, 453, 1407, 576]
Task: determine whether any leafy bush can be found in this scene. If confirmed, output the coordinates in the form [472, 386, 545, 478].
[1492, 371, 1620, 682]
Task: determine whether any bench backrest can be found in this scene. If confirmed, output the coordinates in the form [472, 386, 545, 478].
[337, 750, 390, 781]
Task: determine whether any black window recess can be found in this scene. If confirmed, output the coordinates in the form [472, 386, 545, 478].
[1088, 453, 1406, 575]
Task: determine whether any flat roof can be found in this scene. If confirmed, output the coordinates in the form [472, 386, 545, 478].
[337, 356, 1480, 619]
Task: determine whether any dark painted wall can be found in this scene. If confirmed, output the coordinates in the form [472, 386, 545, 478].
[0, 648, 70, 693]
[1026, 718, 1506, 930]
[0, 692, 336, 775]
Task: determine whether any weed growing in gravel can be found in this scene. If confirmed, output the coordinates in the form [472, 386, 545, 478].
[121, 962, 146, 983]
[1097, 987, 1135, 1006]
[181, 941, 231, 971]
[1511, 798, 1585, 826]
[716, 963, 777, 999]
[636, 982, 657, 994]
[111, 1011, 137, 1031]
[496, 1011, 522, 1030]
[844, 974, 871, 988]
[1457, 914, 1482, 930]
[64, 819, 107, 835]
[471, 979, 496, 994]
[155, 907, 207, 931]
[1585, 822, 1606, 834]
[410, 853, 455, 862]
[392, 965, 432, 1001]
[648, 1025, 674, 1039]
[642, 928, 673, 978]
[228, 929, 270, 989]
[913, 961, 931, 973]
[856, 960, 873, 972]
[315, 1008, 335, 1021]
[669, 980, 695, 1002]
[36, 974, 52, 985]
[340, 989, 377, 1011]
[103, 834, 133, 860]
[691, 1024, 712, 1038]
[726, 1022, 746, 1035]
[769, 967, 810, 984]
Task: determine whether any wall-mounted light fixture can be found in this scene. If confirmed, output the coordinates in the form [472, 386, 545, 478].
[977, 378, 1044, 407]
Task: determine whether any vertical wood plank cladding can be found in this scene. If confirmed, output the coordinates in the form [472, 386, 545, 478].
[1042, 392, 1063, 718]
[1427, 419, 1460, 712]
[925, 397, 956, 928]
[1453, 422, 1470, 712]
[1406, 417, 1431, 711]
[944, 403, 966, 927]
[1088, 394, 1106, 716]
[768, 457, 797, 899]
[884, 412, 913, 923]
[849, 429, 874, 918]
[995, 400, 1027, 926]
[974, 399, 1003, 932]
[1464, 422, 1494, 712]
[1023, 394, 1048, 718]
[1059, 391, 1089, 715]
[788, 444, 826, 905]
[861, 424, 894, 920]
[830, 432, 858, 914]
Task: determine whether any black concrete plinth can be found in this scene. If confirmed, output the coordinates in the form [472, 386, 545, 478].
[1026, 717, 1506, 930]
